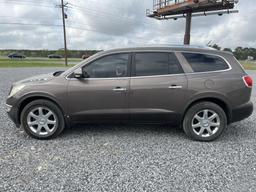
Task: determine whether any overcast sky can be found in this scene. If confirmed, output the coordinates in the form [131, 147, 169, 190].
[0, 0, 255, 50]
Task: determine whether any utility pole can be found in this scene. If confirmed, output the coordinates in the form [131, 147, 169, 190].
[184, 12, 192, 45]
[61, 0, 68, 66]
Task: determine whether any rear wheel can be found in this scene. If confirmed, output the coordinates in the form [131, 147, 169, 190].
[183, 102, 227, 141]
[21, 99, 65, 139]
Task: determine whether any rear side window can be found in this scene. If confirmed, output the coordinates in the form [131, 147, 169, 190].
[182, 53, 229, 72]
[134, 52, 183, 76]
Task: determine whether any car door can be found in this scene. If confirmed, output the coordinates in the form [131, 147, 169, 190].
[67, 53, 131, 123]
[129, 52, 188, 124]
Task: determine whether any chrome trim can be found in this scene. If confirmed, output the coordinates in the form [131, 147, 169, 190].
[5, 104, 12, 112]
[5, 104, 12, 108]
[66, 76, 130, 81]
[168, 85, 183, 89]
[130, 73, 185, 79]
[67, 73, 186, 81]
[113, 88, 127, 92]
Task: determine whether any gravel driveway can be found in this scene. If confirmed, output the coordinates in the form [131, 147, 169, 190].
[0, 68, 255, 192]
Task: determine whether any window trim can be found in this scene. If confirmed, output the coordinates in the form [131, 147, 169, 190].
[179, 51, 232, 74]
[66, 50, 232, 80]
[131, 51, 184, 77]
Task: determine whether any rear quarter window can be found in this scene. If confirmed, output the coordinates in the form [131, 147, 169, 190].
[182, 53, 230, 72]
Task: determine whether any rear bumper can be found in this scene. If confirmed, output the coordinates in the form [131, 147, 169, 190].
[231, 101, 253, 123]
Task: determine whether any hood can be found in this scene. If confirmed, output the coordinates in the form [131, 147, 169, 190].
[14, 73, 54, 85]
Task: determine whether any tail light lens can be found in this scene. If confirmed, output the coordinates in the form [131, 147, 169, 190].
[243, 76, 253, 88]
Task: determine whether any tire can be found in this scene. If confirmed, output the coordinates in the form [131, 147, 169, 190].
[21, 99, 65, 139]
[183, 102, 227, 142]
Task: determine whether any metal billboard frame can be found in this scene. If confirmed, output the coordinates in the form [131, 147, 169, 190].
[147, 0, 239, 44]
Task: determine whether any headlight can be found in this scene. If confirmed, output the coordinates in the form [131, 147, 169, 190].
[9, 84, 26, 97]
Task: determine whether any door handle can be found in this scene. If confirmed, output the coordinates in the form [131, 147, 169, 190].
[168, 85, 183, 89]
[113, 87, 127, 92]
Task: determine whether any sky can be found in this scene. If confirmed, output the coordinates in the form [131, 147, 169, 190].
[0, 0, 255, 50]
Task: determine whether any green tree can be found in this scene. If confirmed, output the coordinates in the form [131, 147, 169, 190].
[223, 48, 233, 53]
[209, 44, 221, 50]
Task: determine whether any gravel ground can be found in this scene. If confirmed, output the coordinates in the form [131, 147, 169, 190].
[0, 68, 255, 192]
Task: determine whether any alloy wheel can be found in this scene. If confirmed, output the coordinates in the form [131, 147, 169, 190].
[191, 109, 221, 138]
[26, 107, 58, 136]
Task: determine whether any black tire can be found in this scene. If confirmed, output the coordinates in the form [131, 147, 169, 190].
[183, 102, 227, 142]
[21, 99, 65, 139]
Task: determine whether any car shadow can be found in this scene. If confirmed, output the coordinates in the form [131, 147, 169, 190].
[57, 119, 256, 142]
[60, 123, 187, 140]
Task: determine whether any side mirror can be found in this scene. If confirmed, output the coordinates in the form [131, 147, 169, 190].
[73, 68, 83, 78]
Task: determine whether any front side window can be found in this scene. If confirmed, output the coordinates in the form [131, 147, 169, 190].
[82, 54, 129, 78]
[182, 53, 229, 72]
[134, 52, 183, 76]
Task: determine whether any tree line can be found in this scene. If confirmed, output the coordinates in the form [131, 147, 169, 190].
[0, 49, 100, 58]
[1, 46, 256, 60]
[210, 44, 256, 60]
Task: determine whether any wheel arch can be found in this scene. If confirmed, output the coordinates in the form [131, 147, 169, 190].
[183, 97, 232, 124]
[17, 94, 67, 125]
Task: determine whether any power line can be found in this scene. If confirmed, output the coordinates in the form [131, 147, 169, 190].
[68, 3, 136, 24]
[68, 3, 133, 20]
[0, 22, 111, 33]
[0, 15, 62, 20]
[5, 0, 54, 3]
[0, 1, 55, 8]
[0, 22, 163, 47]
[0, 22, 63, 27]
[0, 0, 55, 4]
[68, 0, 123, 11]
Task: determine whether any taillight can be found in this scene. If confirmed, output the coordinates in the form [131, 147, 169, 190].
[243, 76, 253, 88]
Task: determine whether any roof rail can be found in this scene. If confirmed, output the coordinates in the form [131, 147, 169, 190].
[126, 44, 215, 49]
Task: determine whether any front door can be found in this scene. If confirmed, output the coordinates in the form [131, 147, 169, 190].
[67, 53, 130, 123]
[129, 52, 188, 124]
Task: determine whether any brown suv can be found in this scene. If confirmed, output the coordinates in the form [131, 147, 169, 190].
[6, 46, 253, 141]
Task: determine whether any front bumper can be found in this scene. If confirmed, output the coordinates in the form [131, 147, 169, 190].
[231, 101, 254, 123]
[6, 103, 20, 127]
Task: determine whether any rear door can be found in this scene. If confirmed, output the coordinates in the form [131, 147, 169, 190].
[129, 52, 188, 123]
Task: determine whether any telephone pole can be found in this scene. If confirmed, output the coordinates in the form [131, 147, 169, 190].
[184, 12, 192, 45]
[60, 0, 68, 66]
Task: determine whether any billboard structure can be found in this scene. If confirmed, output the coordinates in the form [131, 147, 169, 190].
[147, 0, 239, 44]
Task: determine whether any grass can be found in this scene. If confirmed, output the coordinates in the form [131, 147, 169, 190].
[0, 57, 80, 68]
[0, 57, 255, 70]
[239, 61, 256, 70]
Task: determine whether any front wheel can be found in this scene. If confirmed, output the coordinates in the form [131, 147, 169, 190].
[21, 99, 65, 139]
[183, 102, 227, 142]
